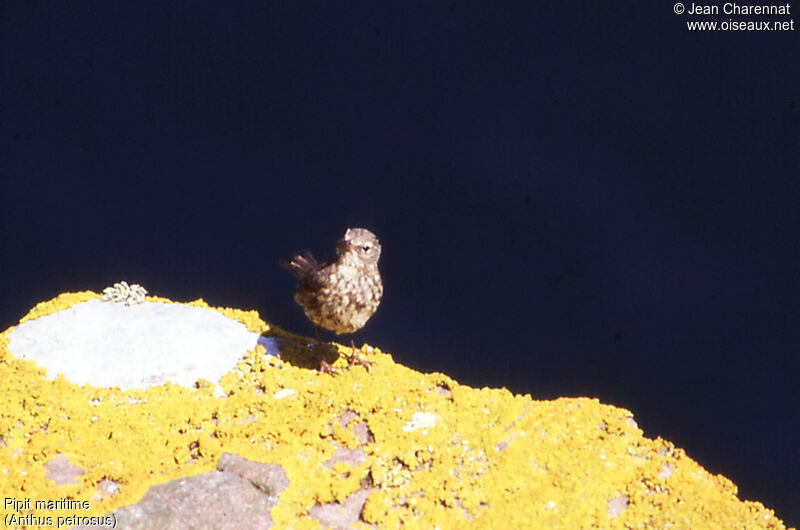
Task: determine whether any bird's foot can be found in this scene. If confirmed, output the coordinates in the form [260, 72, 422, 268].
[319, 359, 339, 375]
[345, 350, 375, 372]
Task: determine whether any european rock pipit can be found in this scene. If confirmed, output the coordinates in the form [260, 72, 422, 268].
[281, 228, 383, 373]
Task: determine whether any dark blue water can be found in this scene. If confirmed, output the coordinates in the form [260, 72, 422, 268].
[2, 2, 798, 524]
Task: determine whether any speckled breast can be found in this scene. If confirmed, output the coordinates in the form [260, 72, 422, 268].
[296, 265, 383, 335]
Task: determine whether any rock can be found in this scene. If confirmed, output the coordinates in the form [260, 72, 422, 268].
[308, 488, 375, 529]
[44, 454, 85, 486]
[75, 457, 288, 530]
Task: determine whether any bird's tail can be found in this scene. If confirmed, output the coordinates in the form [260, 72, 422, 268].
[280, 250, 318, 278]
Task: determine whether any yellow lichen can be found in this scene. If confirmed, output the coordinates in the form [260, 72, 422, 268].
[0, 292, 792, 529]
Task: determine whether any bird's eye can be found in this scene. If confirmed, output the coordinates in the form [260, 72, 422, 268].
[361, 245, 371, 252]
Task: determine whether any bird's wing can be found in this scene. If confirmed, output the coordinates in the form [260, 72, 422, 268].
[280, 250, 318, 279]
[298, 262, 332, 292]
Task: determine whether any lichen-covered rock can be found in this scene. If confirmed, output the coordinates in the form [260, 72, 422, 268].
[0, 293, 792, 529]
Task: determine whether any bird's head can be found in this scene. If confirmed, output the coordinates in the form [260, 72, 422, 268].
[337, 228, 381, 265]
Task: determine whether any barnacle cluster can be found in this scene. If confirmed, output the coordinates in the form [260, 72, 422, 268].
[101, 281, 148, 305]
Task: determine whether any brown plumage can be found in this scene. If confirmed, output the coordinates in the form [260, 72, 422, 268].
[281, 228, 383, 373]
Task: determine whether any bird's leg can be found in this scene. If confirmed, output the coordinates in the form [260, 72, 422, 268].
[315, 326, 337, 375]
[345, 334, 375, 371]
[319, 358, 338, 375]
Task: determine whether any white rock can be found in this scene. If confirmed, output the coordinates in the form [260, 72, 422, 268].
[403, 412, 438, 432]
[273, 388, 297, 400]
[7, 299, 261, 390]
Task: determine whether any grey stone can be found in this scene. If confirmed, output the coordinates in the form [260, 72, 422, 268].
[44, 454, 85, 486]
[216, 453, 289, 499]
[308, 488, 375, 529]
[74, 455, 288, 529]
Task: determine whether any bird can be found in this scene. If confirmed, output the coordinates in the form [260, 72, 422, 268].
[281, 228, 383, 374]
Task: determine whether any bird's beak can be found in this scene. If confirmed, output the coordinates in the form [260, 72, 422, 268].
[336, 238, 352, 255]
